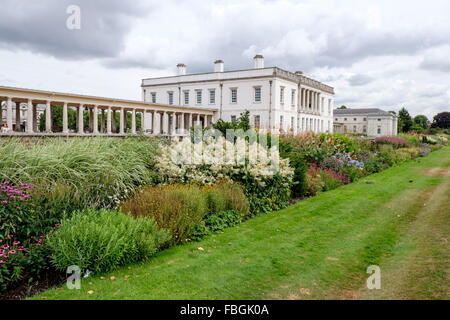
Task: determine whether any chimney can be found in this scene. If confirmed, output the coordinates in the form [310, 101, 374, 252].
[177, 63, 186, 76]
[214, 60, 224, 72]
[253, 54, 264, 69]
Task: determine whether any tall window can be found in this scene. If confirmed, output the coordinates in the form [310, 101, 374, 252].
[291, 90, 296, 105]
[168, 92, 173, 105]
[151, 93, 156, 103]
[254, 115, 260, 128]
[231, 115, 237, 122]
[291, 117, 294, 129]
[209, 90, 215, 104]
[353, 125, 356, 133]
[231, 88, 237, 103]
[280, 115, 283, 128]
[363, 125, 367, 133]
[280, 87, 284, 104]
[196, 90, 202, 104]
[184, 91, 189, 105]
[254, 87, 261, 102]
[377, 127, 381, 134]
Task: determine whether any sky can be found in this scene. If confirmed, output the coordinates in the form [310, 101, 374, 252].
[0, 0, 449, 119]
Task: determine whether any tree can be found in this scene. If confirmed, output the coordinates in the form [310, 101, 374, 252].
[337, 105, 347, 109]
[413, 115, 428, 130]
[398, 107, 413, 133]
[213, 110, 250, 136]
[431, 112, 450, 129]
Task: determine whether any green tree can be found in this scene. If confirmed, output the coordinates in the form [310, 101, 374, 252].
[337, 105, 347, 109]
[398, 107, 413, 133]
[413, 115, 428, 130]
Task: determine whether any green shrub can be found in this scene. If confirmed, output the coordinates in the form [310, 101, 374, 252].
[191, 210, 243, 241]
[119, 181, 248, 244]
[46, 209, 170, 273]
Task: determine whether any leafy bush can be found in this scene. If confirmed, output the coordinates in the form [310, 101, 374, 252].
[120, 181, 248, 244]
[191, 210, 243, 241]
[46, 209, 170, 273]
[305, 164, 350, 196]
[154, 137, 293, 215]
[375, 136, 409, 148]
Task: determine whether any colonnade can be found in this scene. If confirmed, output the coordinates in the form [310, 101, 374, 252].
[0, 86, 216, 136]
[299, 87, 322, 115]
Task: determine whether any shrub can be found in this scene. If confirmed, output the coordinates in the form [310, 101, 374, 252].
[419, 147, 431, 157]
[46, 209, 170, 274]
[375, 136, 409, 148]
[0, 182, 35, 241]
[154, 137, 294, 215]
[191, 210, 243, 241]
[120, 181, 248, 244]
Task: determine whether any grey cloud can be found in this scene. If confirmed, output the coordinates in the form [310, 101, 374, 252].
[0, 0, 147, 60]
[347, 74, 374, 86]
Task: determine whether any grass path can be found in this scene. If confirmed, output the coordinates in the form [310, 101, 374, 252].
[33, 147, 450, 300]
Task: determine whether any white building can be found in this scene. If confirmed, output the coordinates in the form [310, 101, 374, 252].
[333, 108, 398, 136]
[141, 55, 335, 134]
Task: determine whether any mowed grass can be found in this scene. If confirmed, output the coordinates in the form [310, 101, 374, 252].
[33, 147, 450, 300]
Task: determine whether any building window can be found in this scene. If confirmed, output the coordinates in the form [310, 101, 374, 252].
[328, 99, 331, 113]
[353, 118, 357, 121]
[363, 117, 367, 121]
[231, 88, 237, 103]
[254, 87, 261, 102]
[209, 89, 216, 104]
[377, 126, 381, 134]
[291, 117, 294, 129]
[291, 90, 296, 105]
[168, 92, 174, 105]
[353, 125, 357, 133]
[344, 125, 347, 133]
[196, 90, 202, 104]
[184, 91, 189, 105]
[254, 115, 260, 128]
[378, 118, 381, 121]
[363, 125, 367, 133]
[280, 115, 283, 128]
[321, 97, 324, 113]
[151, 93, 156, 103]
[335, 118, 338, 121]
[344, 118, 347, 121]
[231, 115, 237, 122]
[280, 87, 284, 104]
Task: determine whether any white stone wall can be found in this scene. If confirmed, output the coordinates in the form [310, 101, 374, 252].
[334, 114, 397, 136]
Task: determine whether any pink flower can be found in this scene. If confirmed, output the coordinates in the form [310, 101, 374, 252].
[2, 200, 7, 204]
[13, 241, 20, 245]
[8, 250, 16, 254]
[16, 206, 21, 210]
[0, 260, 5, 264]
[2, 245, 9, 249]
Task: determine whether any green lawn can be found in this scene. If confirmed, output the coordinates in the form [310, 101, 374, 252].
[33, 147, 450, 300]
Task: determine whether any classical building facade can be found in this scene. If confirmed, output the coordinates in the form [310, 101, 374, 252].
[333, 108, 398, 136]
[141, 55, 335, 134]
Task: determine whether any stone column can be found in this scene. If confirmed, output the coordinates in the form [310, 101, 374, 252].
[45, 101, 52, 133]
[15, 102, 21, 132]
[180, 112, 185, 134]
[26, 99, 33, 133]
[203, 115, 208, 129]
[302, 89, 306, 110]
[189, 113, 193, 130]
[0, 101, 3, 126]
[101, 109, 105, 133]
[130, 108, 136, 134]
[63, 102, 68, 134]
[93, 105, 99, 134]
[120, 108, 125, 134]
[78, 105, 84, 134]
[6, 97, 13, 130]
[163, 112, 168, 134]
[107, 107, 112, 134]
[141, 110, 146, 134]
[33, 104, 38, 132]
[152, 111, 157, 135]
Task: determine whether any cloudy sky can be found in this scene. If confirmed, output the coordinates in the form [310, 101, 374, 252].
[0, 0, 449, 118]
